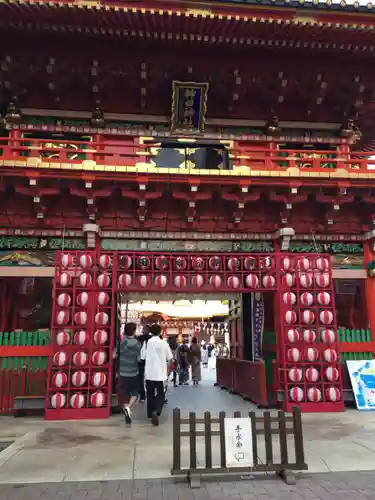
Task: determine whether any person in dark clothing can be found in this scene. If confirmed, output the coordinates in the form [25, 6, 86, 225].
[177, 341, 189, 385]
[137, 324, 151, 402]
[119, 322, 141, 424]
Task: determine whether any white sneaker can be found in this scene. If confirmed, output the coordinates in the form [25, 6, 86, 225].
[124, 406, 132, 424]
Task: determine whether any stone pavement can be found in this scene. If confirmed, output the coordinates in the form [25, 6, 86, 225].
[0, 472, 375, 500]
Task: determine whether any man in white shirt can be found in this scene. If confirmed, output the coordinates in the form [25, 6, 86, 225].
[141, 323, 172, 426]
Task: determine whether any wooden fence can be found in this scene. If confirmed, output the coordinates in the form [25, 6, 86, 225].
[0, 369, 48, 414]
[172, 406, 307, 487]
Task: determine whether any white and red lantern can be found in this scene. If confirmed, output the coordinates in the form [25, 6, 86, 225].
[138, 275, 151, 289]
[227, 276, 240, 289]
[50, 392, 66, 409]
[282, 273, 295, 287]
[287, 329, 299, 343]
[52, 371, 68, 388]
[79, 254, 93, 269]
[61, 253, 73, 268]
[192, 275, 204, 288]
[245, 274, 259, 288]
[282, 257, 294, 271]
[57, 293, 71, 308]
[307, 387, 322, 402]
[320, 310, 334, 325]
[94, 329, 108, 345]
[118, 273, 132, 288]
[56, 330, 70, 346]
[317, 292, 331, 306]
[262, 275, 276, 288]
[300, 273, 313, 288]
[155, 255, 169, 270]
[209, 275, 222, 288]
[99, 254, 112, 269]
[306, 347, 319, 362]
[92, 372, 107, 388]
[56, 310, 69, 326]
[244, 256, 257, 270]
[191, 256, 205, 271]
[74, 311, 87, 326]
[97, 292, 110, 306]
[174, 275, 187, 288]
[326, 387, 341, 402]
[287, 348, 300, 362]
[288, 368, 302, 382]
[303, 329, 316, 343]
[174, 256, 187, 270]
[70, 393, 85, 409]
[323, 348, 338, 363]
[289, 387, 304, 402]
[315, 273, 330, 288]
[297, 257, 311, 271]
[92, 350, 107, 366]
[72, 370, 87, 387]
[300, 292, 314, 306]
[285, 310, 297, 325]
[302, 310, 315, 325]
[119, 255, 132, 269]
[79, 272, 92, 287]
[95, 312, 109, 325]
[208, 256, 221, 270]
[53, 351, 68, 366]
[73, 351, 88, 367]
[260, 256, 273, 269]
[321, 329, 336, 343]
[76, 292, 89, 307]
[74, 330, 89, 346]
[306, 367, 319, 383]
[59, 272, 72, 287]
[91, 391, 105, 407]
[325, 367, 340, 382]
[137, 256, 151, 270]
[227, 257, 241, 272]
[97, 273, 111, 288]
[283, 292, 296, 306]
[155, 275, 168, 288]
[316, 257, 329, 271]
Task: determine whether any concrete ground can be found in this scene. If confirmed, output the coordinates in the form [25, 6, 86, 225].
[0, 368, 375, 484]
[0, 472, 375, 500]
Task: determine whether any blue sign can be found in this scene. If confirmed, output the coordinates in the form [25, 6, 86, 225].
[171, 81, 209, 133]
[347, 360, 375, 411]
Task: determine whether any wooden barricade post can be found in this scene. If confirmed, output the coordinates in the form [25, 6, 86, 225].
[172, 406, 307, 488]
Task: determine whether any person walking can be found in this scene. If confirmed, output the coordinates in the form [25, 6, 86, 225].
[201, 343, 209, 367]
[137, 324, 151, 402]
[119, 322, 142, 424]
[177, 340, 189, 385]
[141, 323, 173, 426]
[189, 337, 201, 385]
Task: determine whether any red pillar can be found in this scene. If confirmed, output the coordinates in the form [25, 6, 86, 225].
[364, 242, 375, 338]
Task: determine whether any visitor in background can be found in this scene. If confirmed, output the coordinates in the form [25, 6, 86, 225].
[189, 337, 201, 385]
[137, 324, 151, 403]
[208, 343, 217, 371]
[141, 323, 173, 426]
[201, 343, 209, 367]
[207, 343, 214, 359]
[168, 336, 178, 387]
[119, 322, 142, 424]
[177, 339, 189, 385]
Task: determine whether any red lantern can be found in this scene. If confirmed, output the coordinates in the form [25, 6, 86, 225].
[317, 292, 331, 305]
[174, 256, 187, 270]
[315, 273, 330, 288]
[53, 351, 68, 366]
[91, 391, 106, 407]
[209, 275, 222, 288]
[307, 387, 322, 402]
[92, 350, 107, 366]
[282, 257, 294, 271]
[79, 254, 93, 269]
[306, 367, 319, 382]
[95, 312, 109, 325]
[74, 330, 89, 346]
[59, 272, 72, 287]
[79, 272, 92, 287]
[321, 329, 336, 343]
[245, 274, 259, 288]
[56, 310, 69, 325]
[174, 275, 187, 288]
[155, 255, 169, 270]
[118, 273, 132, 288]
[303, 329, 316, 343]
[76, 292, 89, 307]
[99, 254, 112, 269]
[302, 310, 315, 325]
[155, 275, 168, 288]
[119, 255, 132, 269]
[208, 256, 221, 270]
[287, 328, 299, 343]
[227, 276, 240, 289]
[97, 292, 109, 306]
[320, 310, 334, 325]
[92, 372, 107, 388]
[244, 256, 257, 270]
[70, 393, 85, 409]
[316, 257, 329, 271]
[306, 347, 319, 362]
[282, 273, 295, 287]
[325, 367, 339, 382]
[227, 257, 241, 272]
[297, 257, 311, 271]
[73, 351, 88, 367]
[326, 387, 341, 402]
[94, 329, 108, 346]
[52, 371, 68, 388]
[287, 348, 300, 362]
[61, 254, 73, 268]
[289, 387, 304, 402]
[300, 292, 314, 306]
[97, 273, 111, 288]
[285, 310, 297, 325]
[299, 273, 313, 288]
[50, 392, 66, 409]
[56, 330, 70, 346]
[323, 348, 338, 363]
[191, 256, 205, 270]
[72, 370, 87, 387]
[283, 292, 296, 306]
[192, 275, 204, 288]
[262, 275, 275, 288]
[288, 368, 302, 382]
[57, 293, 71, 308]
[138, 275, 151, 288]
[74, 311, 87, 326]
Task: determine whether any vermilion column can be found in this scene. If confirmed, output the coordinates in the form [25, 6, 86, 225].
[363, 241, 375, 338]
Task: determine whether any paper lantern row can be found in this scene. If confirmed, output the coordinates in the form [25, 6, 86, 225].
[284, 309, 334, 325]
[56, 329, 108, 346]
[283, 291, 331, 306]
[55, 311, 109, 326]
[282, 257, 330, 272]
[58, 273, 111, 288]
[288, 366, 340, 383]
[61, 254, 111, 270]
[287, 347, 338, 362]
[50, 391, 106, 409]
[281, 273, 330, 288]
[289, 386, 340, 403]
[52, 371, 107, 388]
[287, 328, 336, 343]
[53, 350, 107, 367]
[57, 292, 110, 308]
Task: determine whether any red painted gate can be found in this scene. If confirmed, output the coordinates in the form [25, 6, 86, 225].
[45, 251, 343, 420]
